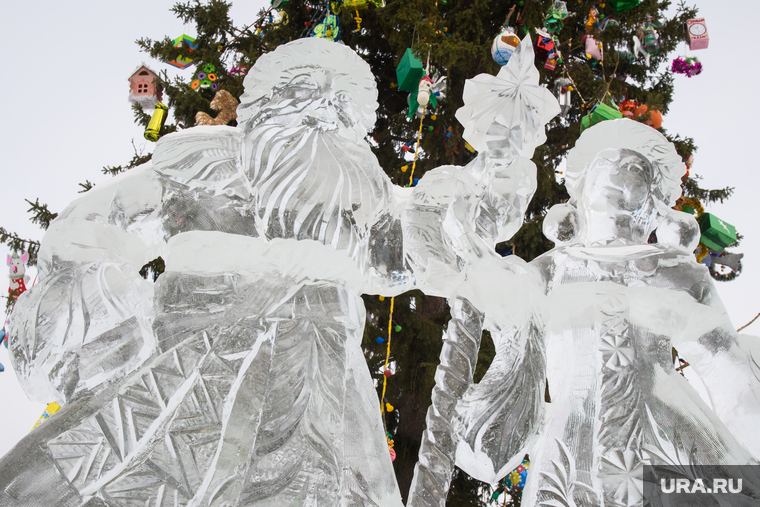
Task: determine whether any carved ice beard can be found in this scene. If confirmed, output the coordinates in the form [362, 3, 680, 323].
[241, 98, 392, 249]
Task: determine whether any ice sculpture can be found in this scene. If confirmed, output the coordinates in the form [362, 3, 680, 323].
[415, 119, 760, 506]
[0, 37, 551, 506]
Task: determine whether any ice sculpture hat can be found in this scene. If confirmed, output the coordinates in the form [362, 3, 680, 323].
[237, 37, 378, 132]
[566, 118, 685, 207]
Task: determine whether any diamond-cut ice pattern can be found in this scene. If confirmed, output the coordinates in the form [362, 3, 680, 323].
[48, 332, 234, 504]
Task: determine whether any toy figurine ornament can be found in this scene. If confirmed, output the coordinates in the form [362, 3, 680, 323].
[7, 251, 30, 299]
[544, 0, 569, 34]
[196, 89, 239, 126]
[415, 75, 434, 108]
[583, 34, 603, 61]
[585, 7, 599, 31]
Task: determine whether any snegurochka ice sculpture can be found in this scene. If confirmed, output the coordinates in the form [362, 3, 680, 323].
[410, 119, 760, 506]
[0, 36, 558, 506]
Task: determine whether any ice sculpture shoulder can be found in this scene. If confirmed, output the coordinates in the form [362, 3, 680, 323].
[1, 37, 546, 506]
[422, 119, 760, 507]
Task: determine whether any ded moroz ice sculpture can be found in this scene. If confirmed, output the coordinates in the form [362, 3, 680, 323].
[0, 36, 555, 506]
[413, 118, 760, 506]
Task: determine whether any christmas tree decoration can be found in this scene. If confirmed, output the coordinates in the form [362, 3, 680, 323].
[553, 77, 573, 116]
[407, 75, 438, 118]
[687, 18, 709, 50]
[144, 102, 168, 142]
[580, 103, 623, 132]
[127, 64, 163, 109]
[583, 34, 603, 61]
[534, 27, 555, 55]
[166, 34, 198, 69]
[697, 213, 737, 253]
[491, 27, 521, 66]
[543, 0, 569, 34]
[396, 48, 425, 91]
[634, 104, 663, 129]
[196, 89, 239, 126]
[492, 456, 530, 500]
[610, 0, 640, 12]
[31, 402, 61, 430]
[311, 13, 340, 41]
[585, 7, 599, 31]
[709, 252, 743, 282]
[544, 50, 559, 70]
[671, 56, 703, 77]
[7, 251, 29, 299]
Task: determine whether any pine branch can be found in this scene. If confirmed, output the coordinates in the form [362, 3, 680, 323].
[0, 228, 40, 266]
[78, 180, 94, 193]
[24, 199, 58, 231]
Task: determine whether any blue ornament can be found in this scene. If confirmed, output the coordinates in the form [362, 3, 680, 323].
[376, 337, 385, 344]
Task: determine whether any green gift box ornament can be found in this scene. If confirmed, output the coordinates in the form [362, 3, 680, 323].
[610, 0, 640, 12]
[396, 49, 437, 118]
[580, 103, 623, 132]
[396, 48, 425, 92]
[697, 213, 737, 252]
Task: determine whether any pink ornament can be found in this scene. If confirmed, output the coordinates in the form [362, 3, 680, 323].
[389, 448, 396, 461]
[583, 34, 603, 61]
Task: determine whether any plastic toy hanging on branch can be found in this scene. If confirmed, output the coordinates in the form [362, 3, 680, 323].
[196, 89, 239, 126]
[191, 63, 219, 91]
[543, 0, 570, 34]
[491, 6, 521, 66]
[311, 12, 341, 41]
[166, 34, 197, 69]
[583, 34, 603, 63]
[632, 16, 659, 67]
[7, 251, 30, 301]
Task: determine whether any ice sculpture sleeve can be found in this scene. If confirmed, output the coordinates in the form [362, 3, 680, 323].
[407, 259, 545, 504]
[8, 167, 163, 405]
[401, 35, 558, 298]
[673, 269, 760, 460]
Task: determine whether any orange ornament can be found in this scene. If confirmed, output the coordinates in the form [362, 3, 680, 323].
[634, 104, 663, 130]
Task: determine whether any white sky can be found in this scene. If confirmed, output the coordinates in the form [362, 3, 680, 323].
[0, 0, 756, 459]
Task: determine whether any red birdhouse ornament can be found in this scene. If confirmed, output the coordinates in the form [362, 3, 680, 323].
[128, 64, 163, 109]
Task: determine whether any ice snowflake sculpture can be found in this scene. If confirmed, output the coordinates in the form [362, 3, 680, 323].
[0, 37, 558, 506]
[412, 119, 760, 507]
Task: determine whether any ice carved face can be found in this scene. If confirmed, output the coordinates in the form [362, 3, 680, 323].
[581, 149, 653, 214]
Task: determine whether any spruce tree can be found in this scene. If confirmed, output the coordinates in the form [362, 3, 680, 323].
[1, 0, 731, 504]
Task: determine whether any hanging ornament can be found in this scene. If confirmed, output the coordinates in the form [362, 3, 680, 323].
[599, 16, 619, 31]
[144, 103, 169, 142]
[191, 63, 219, 92]
[585, 7, 599, 31]
[492, 455, 531, 500]
[7, 251, 29, 300]
[686, 18, 709, 50]
[128, 64, 163, 109]
[583, 34, 603, 62]
[580, 103, 623, 132]
[633, 17, 659, 67]
[633, 104, 663, 129]
[196, 89, 239, 126]
[671, 56, 702, 77]
[491, 26, 521, 65]
[697, 214, 737, 254]
[543, 1, 569, 34]
[544, 50, 560, 70]
[609, 0, 640, 12]
[312, 13, 341, 41]
[408, 75, 438, 118]
[709, 252, 743, 282]
[553, 77, 573, 116]
[386, 432, 396, 462]
[31, 402, 62, 431]
[166, 34, 198, 69]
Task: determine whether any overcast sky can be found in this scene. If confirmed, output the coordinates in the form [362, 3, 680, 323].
[0, 0, 756, 458]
